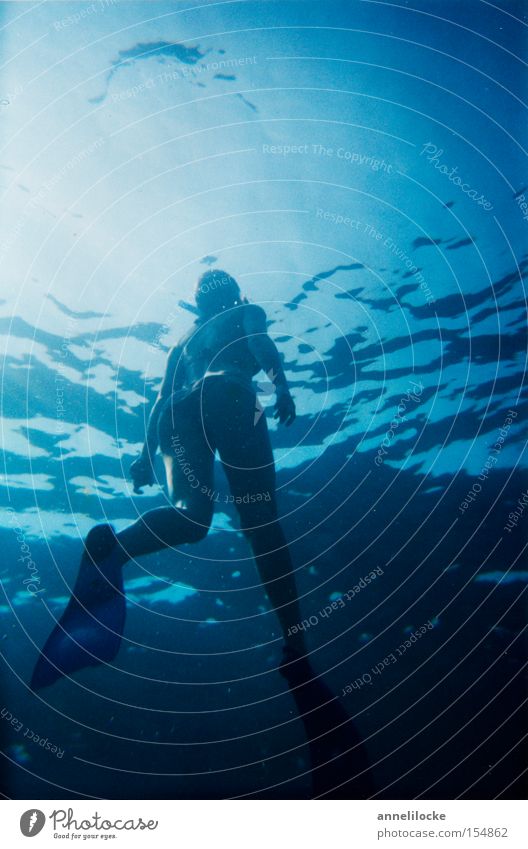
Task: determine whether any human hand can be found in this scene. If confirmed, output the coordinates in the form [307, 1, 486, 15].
[274, 388, 296, 426]
[130, 455, 155, 494]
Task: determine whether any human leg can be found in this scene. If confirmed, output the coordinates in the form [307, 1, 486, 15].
[208, 378, 306, 653]
[244, 519, 306, 655]
[31, 393, 215, 689]
[204, 381, 374, 797]
[116, 393, 215, 562]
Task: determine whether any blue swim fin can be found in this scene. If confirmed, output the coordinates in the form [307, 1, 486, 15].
[31, 524, 126, 690]
[280, 647, 376, 798]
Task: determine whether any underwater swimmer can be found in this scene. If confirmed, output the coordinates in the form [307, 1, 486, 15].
[32, 270, 307, 688]
[32, 268, 375, 798]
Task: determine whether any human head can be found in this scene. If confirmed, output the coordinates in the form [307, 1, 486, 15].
[194, 269, 242, 317]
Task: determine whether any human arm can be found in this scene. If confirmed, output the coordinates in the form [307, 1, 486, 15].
[243, 304, 296, 426]
[130, 345, 184, 492]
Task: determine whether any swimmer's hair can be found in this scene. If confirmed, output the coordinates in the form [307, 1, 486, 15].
[195, 269, 242, 316]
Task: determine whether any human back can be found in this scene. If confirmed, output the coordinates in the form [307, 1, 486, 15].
[178, 304, 261, 391]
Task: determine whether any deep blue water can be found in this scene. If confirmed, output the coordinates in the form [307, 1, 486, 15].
[0, 0, 526, 799]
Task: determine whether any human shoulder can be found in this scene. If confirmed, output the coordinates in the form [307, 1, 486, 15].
[174, 321, 200, 350]
[242, 302, 268, 332]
